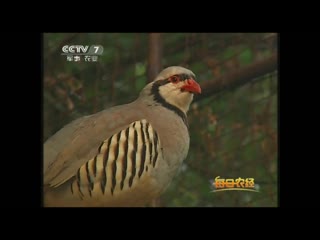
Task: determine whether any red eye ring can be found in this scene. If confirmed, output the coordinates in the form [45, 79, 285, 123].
[170, 75, 179, 83]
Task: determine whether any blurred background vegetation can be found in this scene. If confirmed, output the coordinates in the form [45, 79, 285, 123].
[43, 33, 278, 207]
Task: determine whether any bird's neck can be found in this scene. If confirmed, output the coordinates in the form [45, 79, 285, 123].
[158, 87, 193, 114]
[138, 87, 189, 128]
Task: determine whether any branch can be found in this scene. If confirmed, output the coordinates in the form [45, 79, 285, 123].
[194, 53, 277, 102]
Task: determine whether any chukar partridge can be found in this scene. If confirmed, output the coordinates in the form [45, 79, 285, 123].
[44, 66, 201, 207]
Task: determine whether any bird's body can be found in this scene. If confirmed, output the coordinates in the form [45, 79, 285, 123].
[44, 66, 201, 207]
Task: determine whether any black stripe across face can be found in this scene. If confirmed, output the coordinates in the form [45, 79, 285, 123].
[151, 78, 188, 127]
[138, 122, 146, 178]
[180, 73, 194, 81]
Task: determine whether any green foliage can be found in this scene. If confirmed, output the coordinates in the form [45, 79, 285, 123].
[223, 46, 237, 60]
[135, 62, 146, 77]
[135, 76, 147, 92]
[238, 48, 253, 65]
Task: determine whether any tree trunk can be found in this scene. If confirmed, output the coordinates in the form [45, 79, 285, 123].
[147, 33, 163, 82]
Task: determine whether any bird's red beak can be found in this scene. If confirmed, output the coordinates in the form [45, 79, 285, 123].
[181, 79, 202, 94]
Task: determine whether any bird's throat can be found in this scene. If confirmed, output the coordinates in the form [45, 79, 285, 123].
[151, 80, 189, 128]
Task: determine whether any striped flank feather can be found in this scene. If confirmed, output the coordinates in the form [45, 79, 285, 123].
[71, 119, 161, 198]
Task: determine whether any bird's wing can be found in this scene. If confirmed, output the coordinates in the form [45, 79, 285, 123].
[44, 102, 144, 187]
[69, 118, 162, 202]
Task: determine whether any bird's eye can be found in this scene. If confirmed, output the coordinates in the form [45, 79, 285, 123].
[169, 75, 180, 84]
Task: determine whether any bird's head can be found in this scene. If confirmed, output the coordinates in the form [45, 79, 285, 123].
[139, 66, 201, 114]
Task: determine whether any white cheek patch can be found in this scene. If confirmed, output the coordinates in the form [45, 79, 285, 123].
[158, 83, 193, 113]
